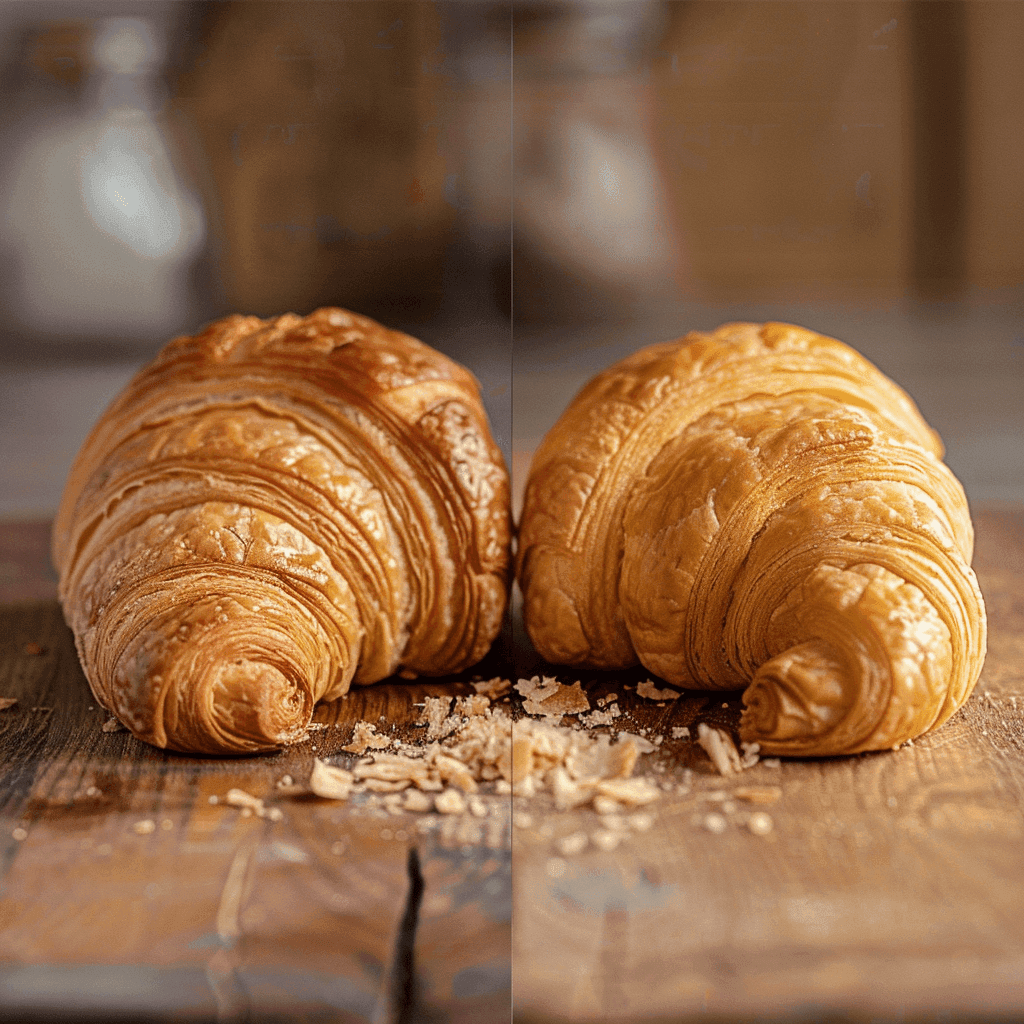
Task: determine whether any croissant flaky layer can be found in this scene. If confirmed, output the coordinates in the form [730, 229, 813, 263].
[54, 308, 511, 754]
[517, 322, 987, 756]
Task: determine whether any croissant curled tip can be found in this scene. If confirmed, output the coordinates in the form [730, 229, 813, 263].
[737, 640, 846, 757]
[107, 631, 318, 755]
[202, 657, 315, 754]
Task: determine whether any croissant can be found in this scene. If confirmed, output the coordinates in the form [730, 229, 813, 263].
[53, 308, 511, 754]
[516, 322, 986, 756]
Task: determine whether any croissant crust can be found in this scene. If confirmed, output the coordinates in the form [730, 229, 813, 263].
[516, 322, 986, 756]
[54, 308, 511, 754]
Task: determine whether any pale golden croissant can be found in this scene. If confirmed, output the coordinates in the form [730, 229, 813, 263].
[53, 308, 511, 754]
[517, 322, 986, 756]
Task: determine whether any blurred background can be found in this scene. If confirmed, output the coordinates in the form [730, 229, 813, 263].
[0, 0, 1021, 523]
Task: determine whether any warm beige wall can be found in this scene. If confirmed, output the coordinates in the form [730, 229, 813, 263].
[653, 1, 1024, 302]
[965, 3, 1024, 292]
[652, 2, 912, 303]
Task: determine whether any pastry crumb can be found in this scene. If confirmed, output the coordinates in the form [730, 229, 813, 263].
[592, 795, 621, 816]
[309, 759, 355, 800]
[222, 786, 285, 821]
[636, 679, 681, 701]
[473, 677, 511, 700]
[342, 721, 391, 753]
[403, 789, 433, 813]
[697, 723, 748, 775]
[590, 829, 622, 851]
[435, 788, 467, 815]
[556, 831, 588, 856]
[627, 812, 655, 832]
[582, 704, 621, 727]
[703, 812, 728, 834]
[520, 677, 590, 718]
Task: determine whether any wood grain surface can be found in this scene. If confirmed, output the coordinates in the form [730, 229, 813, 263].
[4, 513, 1023, 1023]
[512, 509, 1024, 1023]
[0, 522, 511, 1024]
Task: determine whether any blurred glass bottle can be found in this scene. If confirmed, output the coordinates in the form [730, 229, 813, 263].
[0, 15, 206, 352]
[445, 0, 686, 323]
[511, 0, 687, 320]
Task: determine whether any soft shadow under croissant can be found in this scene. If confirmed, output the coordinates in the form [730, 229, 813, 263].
[53, 308, 511, 754]
[516, 322, 986, 756]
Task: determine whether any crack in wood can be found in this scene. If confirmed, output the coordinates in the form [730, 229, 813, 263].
[379, 844, 427, 1024]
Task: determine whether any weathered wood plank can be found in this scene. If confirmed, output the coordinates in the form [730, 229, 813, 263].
[512, 510, 1024, 1022]
[0, 526, 514, 1023]
[0, 598, 416, 1022]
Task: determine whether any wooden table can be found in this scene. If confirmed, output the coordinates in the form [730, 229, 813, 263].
[0, 521, 511, 1024]
[512, 509, 1024, 1023]
[4, 513, 1024, 1023]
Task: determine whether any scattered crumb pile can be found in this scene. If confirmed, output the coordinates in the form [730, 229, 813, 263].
[195, 673, 793, 855]
[298, 690, 513, 818]
[511, 715, 664, 856]
[512, 717, 661, 812]
[510, 676, 670, 857]
[203, 682, 515, 849]
[515, 674, 640, 728]
[512, 676, 792, 863]
[516, 676, 591, 718]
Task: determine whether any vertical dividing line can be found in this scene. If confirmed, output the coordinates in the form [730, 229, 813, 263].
[909, 0, 969, 298]
[510, 0, 515, 332]
[508, 9, 517, 1021]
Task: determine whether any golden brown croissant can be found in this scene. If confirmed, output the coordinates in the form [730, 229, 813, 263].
[516, 322, 986, 756]
[53, 308, 511, 754]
